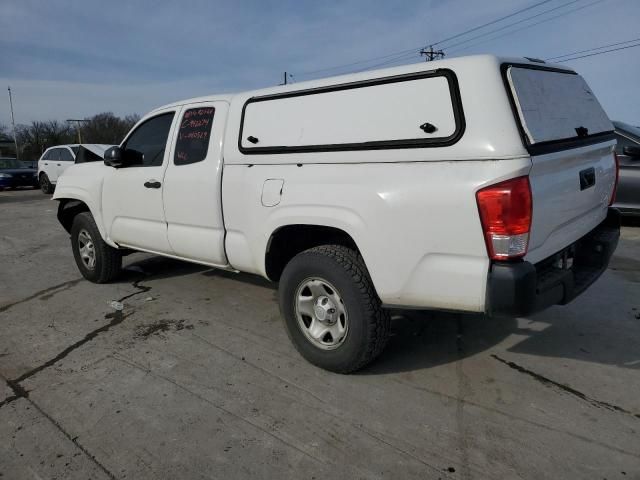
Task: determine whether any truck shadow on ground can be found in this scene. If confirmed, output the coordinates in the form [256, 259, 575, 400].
[114, 254, 639, 376]
[362, 303, 640, 375]
[361, 311, 518, 374]
[117, 254, 276, 290]
[117, 255, 211, 283]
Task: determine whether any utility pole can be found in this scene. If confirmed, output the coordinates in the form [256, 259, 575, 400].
[7, 86, 19, 160]
[419, 45, 445, 62]
[280, 72, 292, 85]
[66, 119, 88, 144]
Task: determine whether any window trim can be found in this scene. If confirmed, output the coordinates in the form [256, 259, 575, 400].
[238, 68, 465, 155]
[501, 62, 615, 156]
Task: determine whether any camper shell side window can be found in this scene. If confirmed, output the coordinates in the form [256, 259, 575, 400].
[239, 69, 465, 154]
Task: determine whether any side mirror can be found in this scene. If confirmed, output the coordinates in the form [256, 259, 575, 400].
[104, 146, 123, 167]
[622, 145, 640, 158]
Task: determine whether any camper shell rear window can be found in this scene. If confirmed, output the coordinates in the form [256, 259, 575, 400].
[239, 69, 465, 154]
[502, 63, 614, 155]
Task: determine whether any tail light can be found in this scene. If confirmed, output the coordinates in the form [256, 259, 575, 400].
[476, 176, 532, 260]
[609, 152, 619, 206]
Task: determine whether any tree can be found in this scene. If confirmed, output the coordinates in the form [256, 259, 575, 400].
[81, 112, 140, 144]
[16, 121, 74, 160]
[14, 113, 139, 160]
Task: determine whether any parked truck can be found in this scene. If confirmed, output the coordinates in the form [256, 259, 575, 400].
[53, 55, 620, 372]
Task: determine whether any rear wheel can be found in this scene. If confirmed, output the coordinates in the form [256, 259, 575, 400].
[39, 173, 54, 194]
[71, 212, 122, 283]
[279, 245, 390, 373]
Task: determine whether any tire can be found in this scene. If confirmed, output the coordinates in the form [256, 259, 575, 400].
[279, 245, 390, 373]
[70, 212, 122, 283]
[39, 173, 54, 194]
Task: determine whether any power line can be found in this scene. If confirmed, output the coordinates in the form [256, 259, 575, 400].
[555, 42, 640, 61]
[295, 46, 419, 78]
[545, 36, 640, 60]
[441, 0, 582, 51]
[294, 0, 612, 80]
[419, 46, 445, 61]
[447, 0, 605, 55]
[294, 0, 557, 78]
[355, 0, 598, 73]
[431, 0, 555, 46]
[352, 52, 420, 73]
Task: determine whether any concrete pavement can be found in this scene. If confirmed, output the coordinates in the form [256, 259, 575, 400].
[1, 189, 639, 479]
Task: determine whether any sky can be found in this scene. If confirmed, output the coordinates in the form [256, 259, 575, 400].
[1, 0, 638, 129]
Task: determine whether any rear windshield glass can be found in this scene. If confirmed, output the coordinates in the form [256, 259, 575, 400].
[507, 67, 612, 145]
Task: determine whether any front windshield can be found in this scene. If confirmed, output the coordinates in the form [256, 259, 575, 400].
[0, 158, 22, 169]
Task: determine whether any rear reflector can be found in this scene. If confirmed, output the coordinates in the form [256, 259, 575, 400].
[609, 152, 619, 206]
[476, 176, 532, 260]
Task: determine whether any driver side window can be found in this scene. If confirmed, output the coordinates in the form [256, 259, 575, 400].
[122, 113, 175, 167]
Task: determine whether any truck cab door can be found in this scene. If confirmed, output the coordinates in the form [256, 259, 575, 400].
[162, 101, 229, 267]
[102, 109, 177, 253]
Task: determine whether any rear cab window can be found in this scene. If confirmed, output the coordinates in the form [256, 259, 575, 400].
[504, 64, 613, 153]
[174, 107, 216, 165]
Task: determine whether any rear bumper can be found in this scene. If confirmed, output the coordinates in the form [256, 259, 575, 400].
[486, 208, 620, 317]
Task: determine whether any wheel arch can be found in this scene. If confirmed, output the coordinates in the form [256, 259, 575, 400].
[264, 224, 364, 282]
[56, 197, 111, 245]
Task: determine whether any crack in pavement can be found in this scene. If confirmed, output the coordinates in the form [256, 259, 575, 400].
[492, 354, 640, 419]
[0, 277, 153, 479]
[21, 395, 118, 480]
[1, 278, 150, 407]
[0, 278, 84, 313]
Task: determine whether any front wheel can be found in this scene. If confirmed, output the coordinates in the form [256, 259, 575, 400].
[71, 212, 122, 283]
[279, 245, 390, 373]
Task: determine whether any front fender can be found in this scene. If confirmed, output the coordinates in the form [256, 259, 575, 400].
[53, 167, 112, 246]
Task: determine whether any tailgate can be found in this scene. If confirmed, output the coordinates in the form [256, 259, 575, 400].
[504, 63, 616, 263]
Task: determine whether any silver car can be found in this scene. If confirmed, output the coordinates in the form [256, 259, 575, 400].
[613, 121, 640, 216]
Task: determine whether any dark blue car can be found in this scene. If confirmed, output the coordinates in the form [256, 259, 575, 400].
[0, 157, 39, 190]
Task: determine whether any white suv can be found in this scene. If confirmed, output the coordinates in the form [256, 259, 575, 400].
[38, 144, 112, 193]
[52, 55, 620, 372]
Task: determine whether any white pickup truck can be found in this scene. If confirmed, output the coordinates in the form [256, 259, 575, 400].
[53, 55, 620, 372]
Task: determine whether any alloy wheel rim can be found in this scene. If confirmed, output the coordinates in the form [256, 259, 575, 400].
[77, 229, 96, 270]
[294, 277, 348, 350]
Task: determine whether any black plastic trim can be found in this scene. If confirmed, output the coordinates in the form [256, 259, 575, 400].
[238, 69, 466, 154]
[487, 208, 620, 317]
[500, 62, 615, 156]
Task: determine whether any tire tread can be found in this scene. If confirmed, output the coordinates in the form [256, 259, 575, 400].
[72, 212, 121, 283]
[287, 245, 390, 373]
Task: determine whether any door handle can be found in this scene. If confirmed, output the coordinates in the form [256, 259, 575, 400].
[144, 180, 162, 189]
[57, 164, 61, 166]
[44, 162, 48, 165]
